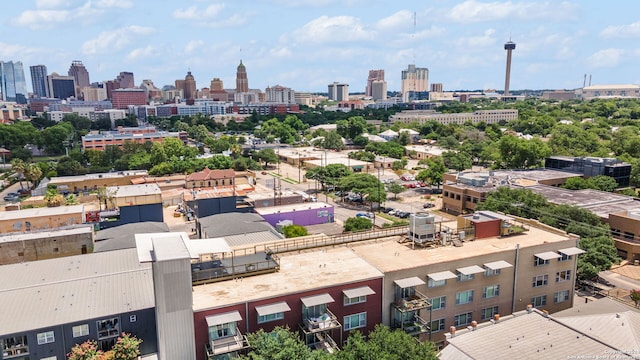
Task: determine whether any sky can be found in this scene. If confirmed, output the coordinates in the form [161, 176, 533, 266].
[2, 0, 640, 94]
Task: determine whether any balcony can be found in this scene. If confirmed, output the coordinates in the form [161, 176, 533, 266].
[394, 290, 430, 312]
[302, 309, 342, 334]
[2, 345, 29, 359]
[396, 314, 430, 336]
[205, 332, 249, 358]
[311, 332, 340, 354]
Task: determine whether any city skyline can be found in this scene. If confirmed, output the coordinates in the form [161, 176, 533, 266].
[2, 1, 640, 94]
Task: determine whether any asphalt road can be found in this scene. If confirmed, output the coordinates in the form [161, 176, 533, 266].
[598, 270, 640, 291]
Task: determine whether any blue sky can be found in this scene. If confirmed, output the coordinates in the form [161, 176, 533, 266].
[2, 0, 639, 94]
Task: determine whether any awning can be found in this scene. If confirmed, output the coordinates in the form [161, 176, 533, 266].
[206, 311, 242, 327]
[483, 260, 513, 270]
[255, 302, 291, 317]
[343, 286, 375, 299]
[427, 271, 458, 282]
[456, 265, 485, 275]
[394, 276, 426, 288]
[558, 247, 586, 256]
[301, 293, 335, 307]
[534, 251, 561, 261]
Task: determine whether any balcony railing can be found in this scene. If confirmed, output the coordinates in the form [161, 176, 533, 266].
[394, 290, 430, 311]
[396, 314, 430, 336]
[311, 332, 340, 354]
[2, 345, 29, 359]
[205, 332, 249, 358]
[302, 309, 342, 333]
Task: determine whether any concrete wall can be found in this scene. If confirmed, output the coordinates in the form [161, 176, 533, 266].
[259, 206, 334, 227]
[0, 212, 84, 234]
[0, 229, 93, 265]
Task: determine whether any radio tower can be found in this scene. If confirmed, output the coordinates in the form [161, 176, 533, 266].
[503, 38, 516, 96]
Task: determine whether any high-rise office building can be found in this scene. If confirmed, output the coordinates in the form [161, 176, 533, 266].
[430, 83, 443, 93]
[68, 61, 90, 89]
[209, 78, 227, 101]
[371, 80, 387, 101]
[30, 65, 48, 98]
[0, 61, 28, 103]
[366, 69, 385, 97]
[265, 85, 295, 104]
[401, 64, 429, 102]
[182, 71, 196, 101]
[116, 72, 135, 89]
[328, 82, 349, 101]
[46, 73, 76, 100]
[236, 60, 248, 93]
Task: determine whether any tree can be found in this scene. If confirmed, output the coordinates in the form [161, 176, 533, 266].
[442, 151, 472, 171]
[45, 187, 64, 207]
[255, 148, 279, 168]
[397, 131, 411, 146]
[344, 217, 373, 232]
[338, 325, 437, 360]
[387, 182, 406, 199]
[111, 333, 142, 360]
[243, 326, 323, 360]
[496, 135, 551, 169]
[25, 163, 43, 190]
[305, 164, 351, 190]
[283, 224, 308, 238]
[631, 290, 640, 308]
[336, 116, 367, 140]
[416, 156, 447, 188]
[321, 131, 344, 150]
[11, 158, 26, 189]
[67, 339, 102, 360]
[585, 175, 618, 192]
[340, 173, 386, 203]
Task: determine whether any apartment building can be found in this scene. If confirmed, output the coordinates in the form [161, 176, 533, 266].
[350, 211, 582, 347]
[81, 130, 186, 151]
[390, 109, 518, 125]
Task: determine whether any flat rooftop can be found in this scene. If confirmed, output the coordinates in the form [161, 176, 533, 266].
[107, 183, 161, 197]
[305, 158, 370, 167]
[254, 202, 332, 215]
[192, 247, 383, 311]
[0, 225, 92, 244]
[0, 248, 153, 335]
[0, 204, 84, 221]
[49, 170, 148, 183]
[350, 220, 572, 273]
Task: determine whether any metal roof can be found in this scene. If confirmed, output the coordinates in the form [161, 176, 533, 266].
[94, 222, 169, 253]
[427, 270, 458, 282]
[107, 183, 161, 197]
[534, 251, 562, 260]
[186, 238, 232, 256]
[0, 248, 153, 335]
[223, 231, 283, 247]
[301, 293, 335, 307]
[0, 204, 84, 221]
[394, 276, 425, 288]
[558, 247, 586, 256]
[255, 302, 291, 317]
[342, 286, 375, 299]
[135, 232, 193, 262]
[206, 311, 242, 327]
[483, 260, 513, 270]
[0, 225, 92, 244]
[198, 212, 279, 238]
[456, 265, 485, 275]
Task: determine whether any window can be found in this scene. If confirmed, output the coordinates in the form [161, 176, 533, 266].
[534, 257, 549, 266]
[37, 331, 55, 345]
[555, 290, 570, 303]
[431, 296, 446, 310]
[97, 317, 120, 339]
[344, 313, 366, 331]
[559, 253, 572, 262]
[531, 295, 547, 307]
[72, 324, 89, 338]
[209, 322, 237, 340]
[1, 335, 29, 356]
[483, 285, 500, 298]
[457, 273, 474, 282]
[258, 312, 284, 324]
[129, 315, 137, 322]
[455, 290, 474, 305]
[484, 268, 501, 277]
[428, 278, 446, 288]
[556, 270, 571, 283]
[481, 306, 499, 320]
[454, 312, 473, 327]
[532, 275, 548, 288]
[344, 295, 366, 306]
[431, 318, 445, 332]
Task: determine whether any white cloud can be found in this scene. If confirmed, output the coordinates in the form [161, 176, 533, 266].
[0, 42, 41, 58]
[376, 10, 414, 30]
[95, 0, 134, 9]
[448, 0, 578, 23]
[455, 29, 497, 48]
[35, 0, 72, 9]
[185, 40, 205, 54]
[270, 47, 292, 58]
[14, 9, 71, 29]
[126, 45, 157, 61]
[288, 16, 374, 44]
[14, 0, 124, 30]
[81, 25, 156, 55]
[600, 21, 640, 38]
[172, 4, 225, 20]
[586, 48, 625, 68]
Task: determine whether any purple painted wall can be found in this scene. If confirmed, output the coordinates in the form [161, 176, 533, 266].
[259, 205, 334, 227]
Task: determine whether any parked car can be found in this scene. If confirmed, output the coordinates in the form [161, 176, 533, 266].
[396, 211, 411, 218]
[3, 192, 20, 202]
[423, 203, 434, 209]
[380, 207, 394, 213]
[432, 188, 442, 194]
[356, 212, 375, 219]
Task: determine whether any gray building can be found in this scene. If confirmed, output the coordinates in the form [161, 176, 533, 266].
[0, 61, 28, 103]
[0, 249, 158, 359]
[30, 65, 48, 98]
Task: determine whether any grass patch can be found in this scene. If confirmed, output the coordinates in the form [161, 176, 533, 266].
[377, 212, 400, 222]
[281, 178, 297, 184]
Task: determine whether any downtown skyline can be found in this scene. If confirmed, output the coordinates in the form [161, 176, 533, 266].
[2, 1, 640, 94]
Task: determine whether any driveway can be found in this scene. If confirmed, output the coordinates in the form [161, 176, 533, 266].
[599, 269, 640, 291]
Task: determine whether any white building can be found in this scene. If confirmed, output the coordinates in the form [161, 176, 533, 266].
[390, 109, 518, 125]
[578, 84, 640, 100]
[401, 64, 428, 102]
[328, 82, 349, 101]
[265, 85, 295, 104]
[371, 80, 387, 100]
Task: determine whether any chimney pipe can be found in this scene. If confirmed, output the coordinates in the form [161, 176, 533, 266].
[543, 309, 549, 318]
[527, 304, 533, 313]
[471, 320, 478, 330]
[450, 326, 456, 337]
[494, 314, 501, 322]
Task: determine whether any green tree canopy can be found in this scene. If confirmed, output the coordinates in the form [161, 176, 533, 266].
[344, 217, 373, 232]
[283, 224, 308, 238]
[338, 325, 437, 360]
[305, 164, 351, 189]
[416, 156, 447, 188]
